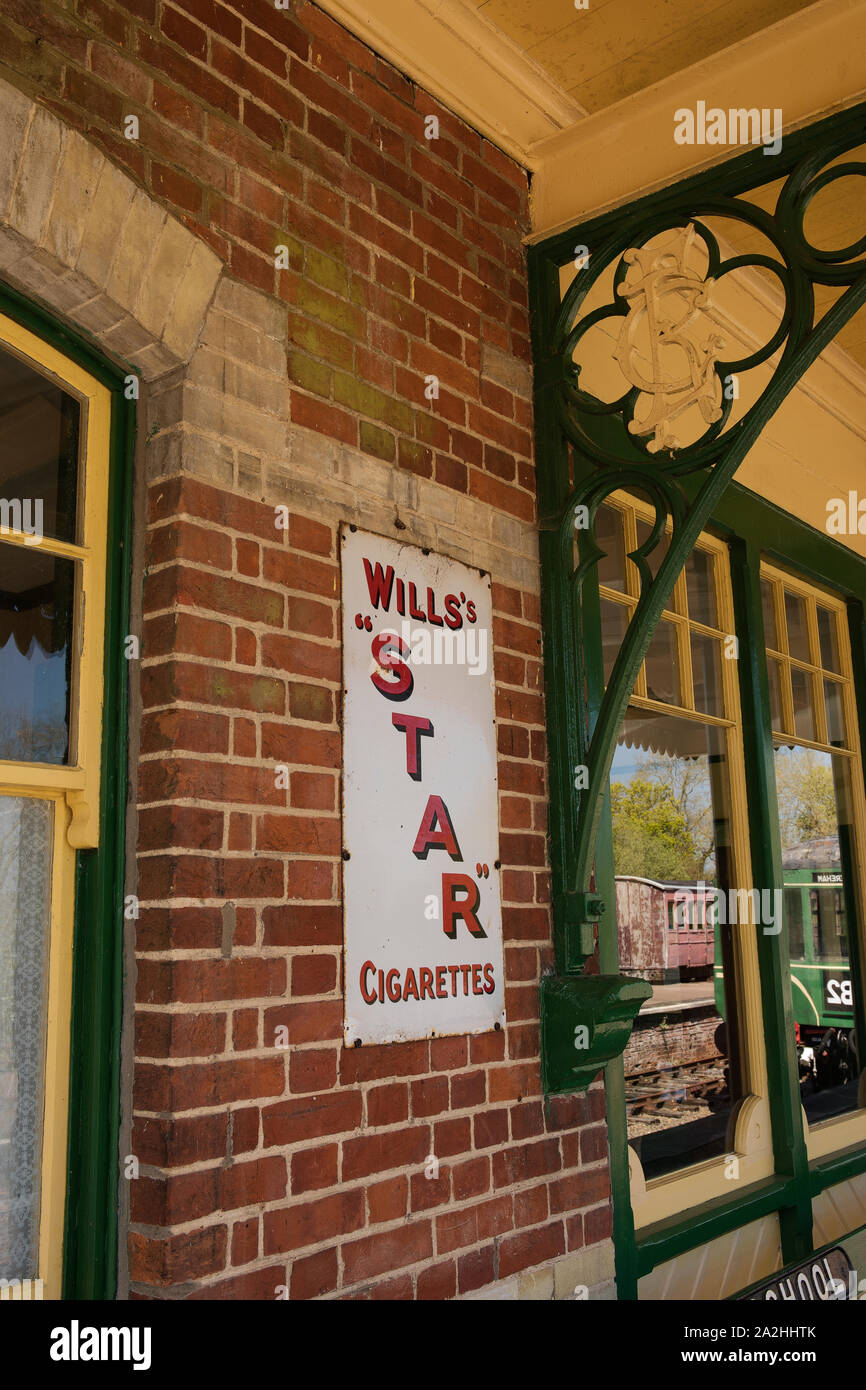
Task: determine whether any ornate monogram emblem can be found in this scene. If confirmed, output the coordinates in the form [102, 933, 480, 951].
[613, 224, 725, 453]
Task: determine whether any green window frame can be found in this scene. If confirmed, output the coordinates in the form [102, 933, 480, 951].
[0, 278, 134, 1299]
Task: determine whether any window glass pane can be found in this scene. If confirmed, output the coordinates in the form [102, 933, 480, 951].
[634, 515, 670, 581]
[691, 633, 723, 718]
[644, 619, 680, 704]
[824, 679, 846, 748]
[685, 547, 717, 628]
[595, 504, 626, 593]
[791, 666, 816, 742]
[785, 590, 811, 664]
[600, 598, 629, 686]
[0, 796, 54, 1280]
[0, 545, 74, 763]
[612, 709, 742, 1181]
[0, 347, 79, 546]
[783, 886, 806, 960]
[775, 747, 860, 1124]
[767, 657, 783, 731]
[817, 606, 840, 673]
[761, 579, 778, 650]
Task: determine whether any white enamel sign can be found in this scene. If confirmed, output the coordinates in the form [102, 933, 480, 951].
[341, 526, 506, 1045]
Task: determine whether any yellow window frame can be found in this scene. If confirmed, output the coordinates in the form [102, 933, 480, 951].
[0, 310, 111, 1297]
[598, 491, 774, 1229]
[761, 560, 866, 1167]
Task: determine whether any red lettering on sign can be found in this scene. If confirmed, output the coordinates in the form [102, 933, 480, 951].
[360, 960, 377, 1004]
[483, 963, 495, 994]
[412, 796, 461, 860]
[471, 964, 483, 995]
[371, 631, 413, 701]
[442, 875, 487, 939]
[427, 586, 444, 626]
[391, 713, 434, 780]
[385, 968, 401, 1002]
[419, 966, 435, 1000]
[403, 967, 419, 1001]
[363, 558, 394, 610]
[443, 594, 462, 629]
[408, 581, 426, 621]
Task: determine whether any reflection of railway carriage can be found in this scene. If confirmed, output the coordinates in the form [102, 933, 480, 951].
[708, 839, 854, 1042]
[616, 875, 716, 983]
[616, 840, 856, 1072]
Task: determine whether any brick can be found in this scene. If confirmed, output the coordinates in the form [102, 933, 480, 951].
[342, 1125, 429, 1181]
[417, 1260, 457, 1301]
[262, 1092, 362, 1146]
[498, 1220, 565, 1279]
[262, 906, 342, 948]
[457, 1244, 495, 1295]
[129, 1226, 226, 1286]
[450, 1070, 486, 1109]
[131, 1112, 227, 1168]
[291, 1144, 338, 1195]
[367, 1082, 409, 1128]
[367, 1174, 408, 1224]
[493, 1139, 561, 1190]
[453, 1153, 491, 1203]
[340, 1040, 429, 1084]
[433, 1116, 471, 1159]
[409, 1166, 451, 1213]
[291, 953, 338, 996]
[342, 1220, 433, 1285]
[186, 1265, 286, 1300]
[137, 957, 285, 1007]
[134, 1009, 226, 1058]
[473, 1108, 508, 1150]
[219, 1156, 286, 1211]
[584, 1204, 613, 1245]
[411, 1076, 449, 1118]
[231, 1217, 258, 1267]
[289, 1047, 338, 1093]
[548, 1170, 609, 1214]
[264, 1189, 364, 1255]
[290, 1247, 338, 1300]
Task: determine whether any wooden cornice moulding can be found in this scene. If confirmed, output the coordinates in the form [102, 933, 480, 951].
[313, 0, 585, 160]
[527, 0, 866, 240]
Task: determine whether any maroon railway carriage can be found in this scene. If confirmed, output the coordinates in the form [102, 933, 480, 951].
[616, 876, 716, 983]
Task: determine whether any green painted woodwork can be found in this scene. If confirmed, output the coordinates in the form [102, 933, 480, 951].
[541, 973, 651, 1094]
[529, 102, 866, 1296]
[0, 277, 134, 1300]
[729, 538, 812, 1265]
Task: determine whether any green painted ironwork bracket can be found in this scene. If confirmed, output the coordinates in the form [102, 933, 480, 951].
[541, 972, 652, 1094]
[556, 890, 606, 971]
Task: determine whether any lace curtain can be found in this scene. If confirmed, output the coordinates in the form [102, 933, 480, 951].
[0, 797, 53, 1280]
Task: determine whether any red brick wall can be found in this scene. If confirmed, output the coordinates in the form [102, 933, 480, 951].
[0, 0, 613, 1297]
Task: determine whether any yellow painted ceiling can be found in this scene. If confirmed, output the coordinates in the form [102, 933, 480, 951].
[734, 150, 866, 370]
[468, 0, 817, 113]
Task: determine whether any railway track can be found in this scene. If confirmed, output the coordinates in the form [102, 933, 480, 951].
[625, 1059, 728, 1119]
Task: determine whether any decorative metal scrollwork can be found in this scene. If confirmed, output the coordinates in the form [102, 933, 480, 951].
[535, 108, 866, 983]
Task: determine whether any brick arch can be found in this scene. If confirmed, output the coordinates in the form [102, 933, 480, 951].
[0, 77, 222, 378]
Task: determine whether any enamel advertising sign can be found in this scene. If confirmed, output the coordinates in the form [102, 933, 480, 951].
[341, 526, 506, 1046]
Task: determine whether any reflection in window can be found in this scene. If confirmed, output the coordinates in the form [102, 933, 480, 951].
[613, 708, 741, 1181]
[776, 746, 860, 1123]
[0, 347, 79, 545]
[0, 545, 74, 764]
